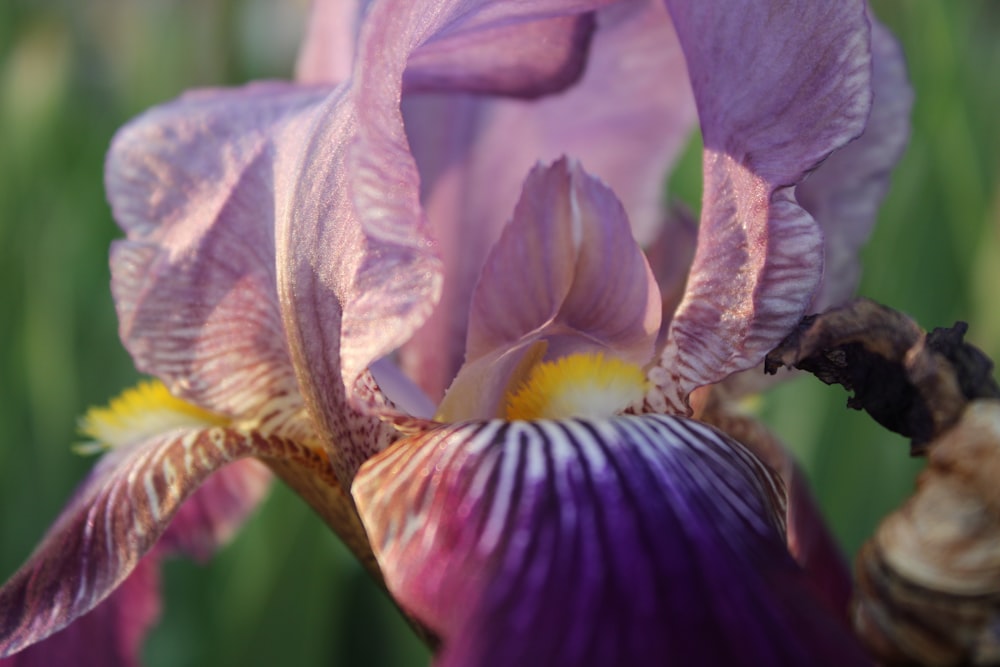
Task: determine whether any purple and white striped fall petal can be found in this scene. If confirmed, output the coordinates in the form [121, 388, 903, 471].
[354, 415, 871, 667]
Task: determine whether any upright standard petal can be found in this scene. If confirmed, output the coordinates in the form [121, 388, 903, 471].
[278, 1, 639, 460]
[800, 17, 913, 311]
[106, 79, 400, 483]
[302, 0, 613, 393]
[0, 427, 296, 657]
[106, 83, 327, 430]
[435, 158, 660, 421]
[354, 416, 871, 666]
[651, 0, 874, 413]
[400, 0, 697, 399]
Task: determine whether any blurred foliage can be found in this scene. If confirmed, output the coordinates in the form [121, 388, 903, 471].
[0, 1, 997, 665]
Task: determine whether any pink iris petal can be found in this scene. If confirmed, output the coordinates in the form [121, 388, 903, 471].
[299, 0, 605, 98]
[0, 428, 283, 658]
[106, 83, 327, 433]
[400, 0, 696, 399]
[652, 0, 875, 413]
[354, 416, 871, 666]
[0, 458, 269, 667]
[156, 459, 271, 561]
[279, 0, 624, 455]
[436, 158, 660, 420]
[107, 81, 398, 479]
[708, 20, 911, 403]
[295, 0, 361, 84]
[0, 553, 159, 667]
[312, 0, 611, 394]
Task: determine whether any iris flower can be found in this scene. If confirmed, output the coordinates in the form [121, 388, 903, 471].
[0, 0, 912, 665]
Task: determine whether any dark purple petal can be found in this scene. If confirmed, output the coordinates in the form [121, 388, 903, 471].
[435, 158, 660, 420]
[354, 415, 872, 666]
[800, 17, 914, 311]
[700, 401, 854, 622]
[0, 555, 159, 667]
[400, 0, 697, 399]
[0, 427, 294, 657]
[106, 83, 326, 430]
[650, 0, 874, 413]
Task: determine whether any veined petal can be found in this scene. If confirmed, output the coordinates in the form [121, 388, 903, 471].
[698, 395, 854, 622]
[0, 460, 272, 666]
[0, 427, 296, 657]
[400, 0, 696, 399]
[705, 17, 913, 402]
[106, 83, 327, 431]
[801, 17, 913, 312]
[290, 0, 612, 401]
[107, 81, 397, 480]
[651, 0, 874, 413]
[466, 158, 659, 362]
[354, 415, 871, 666]
[0, 555, 159, 667]
[436, 158, 660, 420]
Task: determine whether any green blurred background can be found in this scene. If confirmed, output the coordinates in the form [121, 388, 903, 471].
[0, 2, 998, 665]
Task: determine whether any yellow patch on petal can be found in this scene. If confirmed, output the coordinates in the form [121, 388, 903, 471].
[505, 353, 647, 421]
[77, 380, 229, 452]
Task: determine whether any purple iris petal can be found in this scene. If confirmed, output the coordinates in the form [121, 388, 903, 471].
[399, 0, 696, 399]
[653, 0, 875, 413]
[801, 17, 914, 312]
[2, 0, 913, 661]
[355, 415, 871, 666]
[402, 14, 596, 98]
[437, 158, 659, 420]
